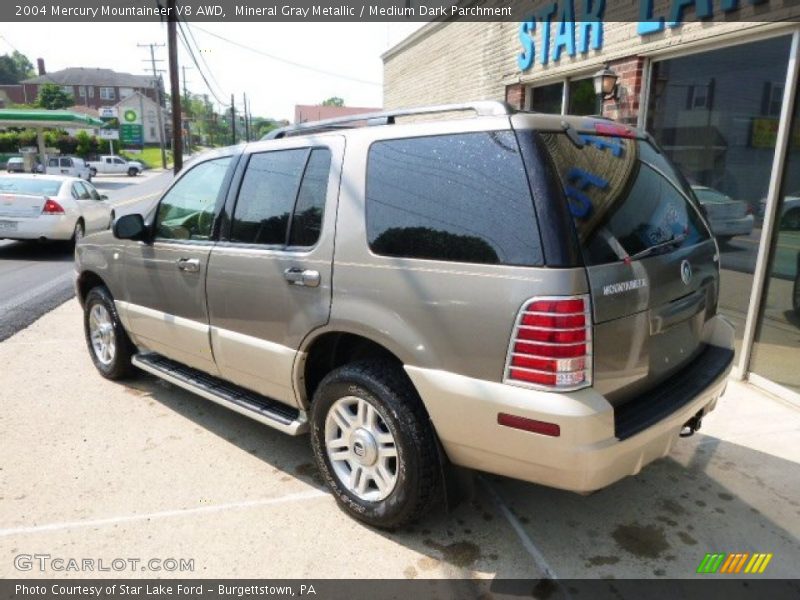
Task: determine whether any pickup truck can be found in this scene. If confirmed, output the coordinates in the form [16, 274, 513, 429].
[87, 155, 144, 177]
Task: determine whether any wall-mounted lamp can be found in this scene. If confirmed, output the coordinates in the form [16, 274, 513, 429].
[593, 66, 619, 116]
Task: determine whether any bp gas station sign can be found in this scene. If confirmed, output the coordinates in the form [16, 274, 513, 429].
[119, 108, 143, 145]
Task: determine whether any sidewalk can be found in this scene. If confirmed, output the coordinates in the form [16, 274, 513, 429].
[1, 300, 798, 579]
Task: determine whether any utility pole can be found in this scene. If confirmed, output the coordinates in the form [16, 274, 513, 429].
[167, 0, 183, 174]
[137, 42, 168, 170]
[243, 92, 250, 142]
[182, 65, 192, 153]
[230, 93, 236, 145]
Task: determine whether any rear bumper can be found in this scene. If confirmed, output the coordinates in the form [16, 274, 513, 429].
[712, 215, 753, 237]
[406, 314, 735, 493]
[0, 215, 76, 240]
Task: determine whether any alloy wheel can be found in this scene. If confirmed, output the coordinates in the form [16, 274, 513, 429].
[88, 303, 116, 366]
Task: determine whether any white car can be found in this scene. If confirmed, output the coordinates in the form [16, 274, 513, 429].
[0, 175, 114, 243]
[45, 156, 92, 181]
[691, 185, 754, 242]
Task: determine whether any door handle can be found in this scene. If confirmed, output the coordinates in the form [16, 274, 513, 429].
[284, 268, 320, 287]
[177, 258, 201, 273]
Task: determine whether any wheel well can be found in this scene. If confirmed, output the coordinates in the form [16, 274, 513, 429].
[302, 332, 404, 405]
[76, 271, 106, 305]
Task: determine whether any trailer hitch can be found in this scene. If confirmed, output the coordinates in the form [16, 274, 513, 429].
[680, 412, 703, 438]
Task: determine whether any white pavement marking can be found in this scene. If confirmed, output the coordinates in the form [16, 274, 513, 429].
[0, 490, 328, 538]
[0, 271, 73, 314]
[480, 477, 560, 581]
[111, 191, 161, 209]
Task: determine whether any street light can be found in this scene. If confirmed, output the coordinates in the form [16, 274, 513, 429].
[593, 66, 619, 116]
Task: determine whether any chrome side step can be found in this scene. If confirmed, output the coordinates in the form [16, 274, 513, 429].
[132, 353, 307, 436]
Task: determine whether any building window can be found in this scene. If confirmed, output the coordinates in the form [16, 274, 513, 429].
[530, 82, 563, 113]
[99, 87, 115, 100]
[88, 87, 94, 98]
[647, 34, 793, 365]
[119, 87, 134, 99]
[529, 77, 596, 116]
[78, 86, 86, 98]
[61, 86, 73, 96]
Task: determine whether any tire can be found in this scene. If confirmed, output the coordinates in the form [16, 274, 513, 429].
[782, 208, 800, 231]
[83, 286, 136, 380]
[89, 168, 97, 178]
[128, 167, 138, 177]
[309, 360, 441, 529]
[793, 255, 800, 316]
[71, 220, 85, 246]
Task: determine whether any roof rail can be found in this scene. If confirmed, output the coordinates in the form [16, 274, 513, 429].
[263, 101, 513, 140]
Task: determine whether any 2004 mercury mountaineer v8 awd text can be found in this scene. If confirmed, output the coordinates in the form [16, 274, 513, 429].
[74, 102, 735, 528]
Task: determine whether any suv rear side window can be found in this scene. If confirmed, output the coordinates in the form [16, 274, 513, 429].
[538, 132, 711, 266]
[365, 131, 543, 266]
[231, 148, 331, 247]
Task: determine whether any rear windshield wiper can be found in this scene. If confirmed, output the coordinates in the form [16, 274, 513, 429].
[627, 233, 688, 261]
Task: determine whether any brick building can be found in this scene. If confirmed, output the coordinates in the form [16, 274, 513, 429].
[383, 12, 800, 401]
[0, 59, 161, 109]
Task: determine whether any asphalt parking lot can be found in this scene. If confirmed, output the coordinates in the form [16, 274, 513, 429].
[1, 301, 799, 579]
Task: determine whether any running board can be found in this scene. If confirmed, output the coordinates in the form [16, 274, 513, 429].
[132, 353, 307, 436]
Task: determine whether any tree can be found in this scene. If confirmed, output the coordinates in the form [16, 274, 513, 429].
[36, 83, 73, 110]
[0, 51, 35, 84]
[322, 96, 344, 107]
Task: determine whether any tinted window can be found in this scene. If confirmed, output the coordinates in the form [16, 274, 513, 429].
[155, 157, 231, 240]
[289, 149, 330, 247]
[538, 132, 711, 266]
[231, 149, 307, 245]
[365, 131, 542, 266]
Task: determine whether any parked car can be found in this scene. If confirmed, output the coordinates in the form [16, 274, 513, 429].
[779, 192, 800, 230]
[75, 103, 735, 528]
[87, 155, 144, 178]
[691, 185, 754, 243]
[46, 156, 92, 181]
[0, 174, 113, 243]
[6, 157, 25, 173]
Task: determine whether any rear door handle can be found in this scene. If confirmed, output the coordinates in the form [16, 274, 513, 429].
[284, 268, 320, 287]
[177, 258, 200, 273]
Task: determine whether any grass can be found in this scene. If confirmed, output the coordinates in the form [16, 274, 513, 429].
[123, 147, 173, 169]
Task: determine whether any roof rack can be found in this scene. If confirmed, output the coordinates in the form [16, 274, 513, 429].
[263, 101, 513, 140]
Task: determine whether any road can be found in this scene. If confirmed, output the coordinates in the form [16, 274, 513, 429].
[0, 169, 173, 342]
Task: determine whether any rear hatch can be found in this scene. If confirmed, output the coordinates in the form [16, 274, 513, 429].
[536, 125, 719, 406]
[0, 178, 61, 218]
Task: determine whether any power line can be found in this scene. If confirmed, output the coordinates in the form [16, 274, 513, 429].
[191, 24, 381, 87]
[176, 20, 229, 107]
[181, 21, 225, 97]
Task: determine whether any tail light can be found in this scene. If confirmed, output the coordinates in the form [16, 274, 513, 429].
[42, 198, 65, 214]
[504, 295, 592, 391]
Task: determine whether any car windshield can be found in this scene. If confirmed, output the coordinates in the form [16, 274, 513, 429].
[0, 177, 61, 196]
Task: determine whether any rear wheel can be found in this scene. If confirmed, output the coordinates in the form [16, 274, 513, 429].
[83, 286, 136, 380]
[89, 167, 97, 178]
[782, 208, 800, 231]
[309, 360, 441, 529]
[72, 220, 85, 246]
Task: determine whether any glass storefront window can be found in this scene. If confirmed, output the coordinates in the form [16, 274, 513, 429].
[530, 82, 563, 113]
[568, 78, 596, 115]
[647, 36, 793, 360]
[750, 85, 800, 394]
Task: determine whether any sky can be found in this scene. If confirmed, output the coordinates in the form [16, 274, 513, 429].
[0, 22, 424, 121]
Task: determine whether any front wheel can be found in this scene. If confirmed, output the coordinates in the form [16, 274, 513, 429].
[89, 168, 97, 178]
[128, 167, 138, 177]
[310, 360, 441, 529]
[83, 286, 136, 380]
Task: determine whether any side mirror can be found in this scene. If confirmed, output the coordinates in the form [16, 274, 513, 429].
[99, 194, 108, 200]
[113, 213, 148, 241]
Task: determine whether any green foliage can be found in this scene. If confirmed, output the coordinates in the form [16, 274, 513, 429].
[36, 83, 73, 110]
[322, 96, 344, 107]
[0, 51, 34, 84]
[75, 131, 92, 157]
[0, 129, 109, 156]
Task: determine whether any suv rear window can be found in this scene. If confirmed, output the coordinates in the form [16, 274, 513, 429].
[365, 131, 543, 266]
[538, 132, 711, 266]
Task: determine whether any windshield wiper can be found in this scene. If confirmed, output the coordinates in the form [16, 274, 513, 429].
[627, 233, 688, 261]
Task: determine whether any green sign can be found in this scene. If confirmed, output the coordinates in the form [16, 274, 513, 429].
[120, 123, 143, 145]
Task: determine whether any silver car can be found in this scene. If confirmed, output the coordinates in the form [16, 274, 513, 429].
[691, 185, 754, 242]
[0, 174, 113, 243]
[75, 103, 735, 528]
